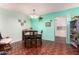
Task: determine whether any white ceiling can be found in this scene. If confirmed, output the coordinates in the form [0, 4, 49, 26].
[0, 3, 79, 15]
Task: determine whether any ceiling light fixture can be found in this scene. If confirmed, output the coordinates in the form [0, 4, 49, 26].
[30, 9, 43, 20]
[30, 9, 39, 18]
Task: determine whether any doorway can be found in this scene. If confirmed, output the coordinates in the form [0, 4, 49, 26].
[55, 16, 66, 44]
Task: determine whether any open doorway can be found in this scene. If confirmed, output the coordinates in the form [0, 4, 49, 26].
[55, 16, 66, 44]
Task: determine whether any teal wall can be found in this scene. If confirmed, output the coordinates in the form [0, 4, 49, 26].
[31, 7, 79, 44]
[31, 18, 55, 41]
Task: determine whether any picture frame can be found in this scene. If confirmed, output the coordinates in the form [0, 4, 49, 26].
[45, 22, 51, 27]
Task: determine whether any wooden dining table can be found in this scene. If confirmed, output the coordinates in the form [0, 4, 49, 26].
[22, 29, 42, 48]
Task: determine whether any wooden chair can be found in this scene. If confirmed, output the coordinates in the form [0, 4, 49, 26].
[37, 30, 43, 47]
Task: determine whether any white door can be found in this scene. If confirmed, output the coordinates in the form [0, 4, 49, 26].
[55, 16, 66, 37]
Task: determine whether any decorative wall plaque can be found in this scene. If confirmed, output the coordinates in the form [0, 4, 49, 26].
[45, 22, 51, 27]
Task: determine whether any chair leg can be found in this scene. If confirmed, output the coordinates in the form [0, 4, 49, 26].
[39, 39, 42, 47]
[40, 39, 42, 46]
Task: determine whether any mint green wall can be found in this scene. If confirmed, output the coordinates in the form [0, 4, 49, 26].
[31, 18, 55, 41]
[47, 7, 79, 44]
[31, 7, 79, 44]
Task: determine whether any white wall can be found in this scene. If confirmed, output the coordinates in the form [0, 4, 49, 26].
[0, 9, 31, 42]
[55, 16, 66, 37]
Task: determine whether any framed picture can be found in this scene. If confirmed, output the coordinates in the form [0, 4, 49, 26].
[45, 22, 51, 27]
[57, 26, 66, 30]
[18, 19, 21, 22]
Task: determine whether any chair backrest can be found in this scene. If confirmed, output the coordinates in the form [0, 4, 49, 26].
[41, 30, 43, 34]
[0, 33, 3, 40]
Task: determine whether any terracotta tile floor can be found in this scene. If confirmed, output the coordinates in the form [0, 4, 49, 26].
[7, 37, 79, 55]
